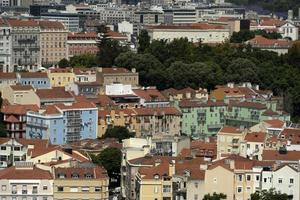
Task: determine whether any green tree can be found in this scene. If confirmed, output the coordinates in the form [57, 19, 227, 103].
[103, 126, 135, 142]
[58, 58, 70, 68]
[203, 192, 226, 200]
[288, 41, 300, 67]
[69, 53, 97, 68]
[251, 188, 289, 200]
[230, 30, 255, 43]
[0, 92, 7, 138]
[137, 29, 150, 53]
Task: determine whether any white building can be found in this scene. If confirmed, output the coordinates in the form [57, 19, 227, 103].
[118, 21, 134, 41]
[279, 21, 299, 41]
[0, 138, 27, 168]
[146, 23, 230, 43]
[0, 18, 12, 72]
[105, 83, 134, 95]
[41, 12, 80, 32]
[240, 132, 267, 160]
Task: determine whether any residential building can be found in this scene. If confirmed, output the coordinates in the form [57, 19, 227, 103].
[26, 98, 98, 144]
[278, 128, 300, 151]
[0, 162, 54, 200]
[48, 68, 75, 87]
[96, 67, 139, 87]
[133, 87, 169, 108]
[41, 11, 80, 32]
[240, 131, 267, 160]
[1, 85, 40, 106]
[0, 72, 17, 89]
[162, 87, 208, 101]
[54, 164, 109, 199]
[134, 10, 164, 28]
[164, 8, 197, 24]
[246, 35, 293, 55]
[1, 104, 39, 138]
[67, 32, 98, 59]
[18, 72, 51, 89]
[217, 126, 245, 159]
[146, 23, 230, 43]
[73, 68, 97, 82]
[36, 87, 75, 107]
[0, 18, 12, 72]
[279, 21, 299, 41]
[66, 81, 100, 97]
[7, 19, 41, 72]
[39, 20, 68, 66]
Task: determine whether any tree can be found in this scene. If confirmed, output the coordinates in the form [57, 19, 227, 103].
[137, 29, 150, 53]
[288, 41, 300, 67]
[203, 192, 226, 200]
[103, 126, 135, 142]
[251, 188, 289, 200]
[58, 58, 70, 68]
[0, 92, 6, 138]
[69, 53, 97, 68]
[230, 30, 255, 43]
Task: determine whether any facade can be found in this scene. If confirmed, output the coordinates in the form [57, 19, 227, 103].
[48, 68, 75, 87]
[39, 20, 68, 66]
[41, 12, 80, 32]
[146, 23, 230, 43]
[53, 165, 109, 200]
[0, 72, 17, 89]
[164, 8, 197, 24]
[0, 18, 12, 72]
[279, 21, 299, 41]
[0, 163, 54, 200]
[7, 19, 41, 72]
[240, 132, 267, 160]
[1, 85, 40, 106]
[134, 10, 164, 26]
[66, 81, 100, 97]
[18, 72, 51, 89]
[36, 87, 75, 107]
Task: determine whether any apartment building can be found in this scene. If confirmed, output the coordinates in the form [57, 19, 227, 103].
[26, 99, 98, 144]
[0, 72, 17, 89]
[0, 162, 54, 200]
[18, 72, 51, 89]
[0, 18, 12, 72]
[1, 85, 40, 106]
[73, 68, 97, 83]
[1, 104, 39, 138]
[7, 19, 41, 72]
[41, 12, 80, 32]
[240, 132, 267, 160]
[164, 8, 197, 24]
[53, 165, 109, 200]
[35, 87, 75, 106]
[48, 68, 75, 87]
[39, 20, 68, 66]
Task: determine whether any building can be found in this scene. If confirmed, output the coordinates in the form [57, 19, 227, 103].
[279, 21, 299, 41]
[0, 72, 17, 89]
[18, 72, 51, 89]
[26, 98, 98, 144]
[96, 67, 139, 87]
[1, 104, 39, 138]
[39, 20, 68, 66]
[36, 87, 75, 107]
[133, 87, 169, 108]
[217, 126, 245, 159]
[146, 23, 230, 43]
[53, 164, 109, 200]
[0, 18, 12, 72]
[0, 163, 54, 200]
[134, 10, 164, 28]
[164, 8, 197, 24]
[240, 131, 267, 160]
[1, 85, 40, 106]
[67, 32, 98, 59]
[246, 35, 293, 55]
[66, 81, 100, 97]
[48, 68, 75, 87]
[41, 11, 80, 32]
[7, 19, 41, 72]
[73, 68, 97, 83]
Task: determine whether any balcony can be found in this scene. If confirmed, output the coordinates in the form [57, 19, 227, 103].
[22, 190, 27, 194]
[27, 121, 48, 129]
[12, 190, 17, 194]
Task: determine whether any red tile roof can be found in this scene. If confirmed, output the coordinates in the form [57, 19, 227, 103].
[260, 18, 285, 27]
[279, 128, 300, 145]
[0, 72, 17, 79]
[262, 108, 279, 116]
[7, 19, 39, 27]
[5, 115, 20, 123]
[244, 132, 267, 143]
[229, 101, 267, 110]
[55, 166, 108, 179]
[68, 32, 97, 39]
[264, 119, 285, 128]
[133, 88, 167, 102]
[10, 85, 34, 91]
[262, 150, 300, 161]
[147, 23, 226, 30]
[42, 105, 61, 115]
[88, 95, 116, 108]
[0, 166, 53, 179]
[219, 126, 243, 134]
[38, 20, 65, 29]
[36, 87, 74, 100]
[248, 35, 292, 48]
[1, 104, 39, 115]
[50, 68, 73, 73]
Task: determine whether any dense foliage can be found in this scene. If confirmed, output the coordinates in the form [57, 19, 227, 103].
[102, 126, 135, 142]
[251, 188, 289, 200]
[203, 193, 226, 200]
[230, 30, 282, 43]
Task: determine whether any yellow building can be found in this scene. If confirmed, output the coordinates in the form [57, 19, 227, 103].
[39, 21, 68, 66]
[48, 68, 75, 87]
[54, 166, 109, 200]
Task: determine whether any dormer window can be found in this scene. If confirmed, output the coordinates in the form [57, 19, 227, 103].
[58, 173, 66, 179]
[71, 173, 79, 179]
[85, 173, 93, 179]
[154, 174, 160, 179]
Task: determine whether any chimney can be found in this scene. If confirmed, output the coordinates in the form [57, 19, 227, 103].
[229, 160, 235, 170]
[169, 160, 175, 176]
[131, 68, 136, 73]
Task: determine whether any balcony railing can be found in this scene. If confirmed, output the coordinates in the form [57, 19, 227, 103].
[27, 121, 48, 128]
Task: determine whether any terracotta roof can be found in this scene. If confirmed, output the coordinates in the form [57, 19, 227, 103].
[175, 157, 206, 180]
[262, 150, 300, 161]
[7, 19, 39, 27]
[133, 88, 167, 102]
[107, 31, 127, 39]
[147, 23, 226, 30]
[248, 35, 292, 48]
[260, 18, 285, 27]
[0, 72, 17, 79]
[0, 166, 53, 179]
[262, 108, 279, 116]
[55, 166, 108, 179]
[219, 126, 243, 134]
[56, 99, 96, 110]
[5, 115, 19, 123]
[42, 105, 61, 115]
[38, 20, 65, 29]
[36, 87, 74, 100]
[264, 119, 284, 129]
[133, 107, 181, 116]
[0, 138, 10, 145]
[88, 95, 115, 108]
[208, 154, 252, 171]
[244, 132, 267, 143]
[68, 32, 97, 39]
[1, 104, 39, 115]
[19, 72, 48, 78]
[279, 128, 300, 145]
[73, 68, 96, 75]
[10, 85, 33, 91]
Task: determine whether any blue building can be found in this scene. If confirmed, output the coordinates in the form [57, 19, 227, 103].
[18, 72, 51, 89]
[26, 101, 98, 144]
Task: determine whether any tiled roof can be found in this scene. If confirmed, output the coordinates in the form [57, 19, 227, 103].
[107, 31, 127, 39]
[248, 35, 292, 48]
[88, 95, 116, 108]
[1, 104, 39, 115]
[0, 166, 52, 179]
[229, 101, 267, 110]
[133, 88, 167, 102]
[279, 128, 300, 144]
[42, 105, 61, 115]
[262, 150, 300, 161]
[19, 72, 48, 78]
[262, 108, 279, 116]
[68, 32, 97, 39]
[36, 87, 74, 100]
[0, 138, 10, 145]
[10, 85, 34, 91]
[38, 20, 65, 29]
[56, 99, 96, 110]
[7, 19, 39, 27]
[5, 115, 19, 123]
[0, 72, 17, 79]
[264, 119, 284, 128]
[73, 68, 96, 75]
[260, 18, 285, 27]
[208, 154, 254, 171]
[244, 132, 267, 143]
[219, 126, 243, 134]
[55, 166, 108, 179]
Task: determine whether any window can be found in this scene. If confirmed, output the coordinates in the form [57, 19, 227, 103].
[42, 197, 47, 200]
[264, 178, 267, 183]
[82, 187, 89, 192]
[278, 178, 283, 184]
[95, 187, 102, 192]
[22, 185, 27, 194]
[194, 182, 198, 188]
[237, 175, 243, 181]
[70, 187, 78, 192]
[213, 178, 217, 183]
[237, 187, 242, 193]
[57, 186, 64, 192]
[194, 194, 198, 200]
[0, 146, 6, 150]
[256, 175, 260, 181]
[14, 146, 21, 151]
[154, 186, 158, 193]
[247, 186, 251, 192]
[43, 185, 47, 190]
[1, 185, 6, 191]
[247, 175, 251, 181]
[32, 186, 38, 194]
[163, 185, 171, 193]
[12, 185, 17, 194]
[71, 173, 79, 179]
[290, 178, 294, 184]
